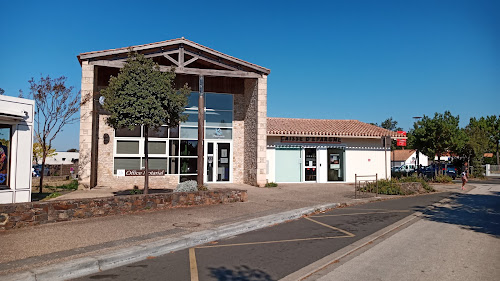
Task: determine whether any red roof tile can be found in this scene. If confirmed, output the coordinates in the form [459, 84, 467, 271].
[267, 117, 405, 138]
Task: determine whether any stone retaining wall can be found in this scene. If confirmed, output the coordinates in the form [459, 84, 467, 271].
[0, 189, 247, 231]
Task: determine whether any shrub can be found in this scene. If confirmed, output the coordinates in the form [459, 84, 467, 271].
[265, 182, 278, 187]
[58, 180, 79, 190]
[433, 175, 453, 183]
[174, 180, 198, 193]
[363, 176, 434, 195]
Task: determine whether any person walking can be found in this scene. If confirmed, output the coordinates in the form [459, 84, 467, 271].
[461, 170, 468, 190]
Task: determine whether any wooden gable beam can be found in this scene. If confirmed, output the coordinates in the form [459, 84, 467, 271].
[184, 50, 239, 71]
[163, 54, 179, 66]
[183, 56, 198, 67]
[89, 60, 261, 78]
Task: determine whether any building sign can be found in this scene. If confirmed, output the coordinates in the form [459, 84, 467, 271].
[397, 139, 407, 146]
[396, 131, 407, 147]
[125, 169, 165, 176]
[280, 136, 341, 143]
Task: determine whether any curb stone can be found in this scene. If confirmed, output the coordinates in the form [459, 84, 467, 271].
[2, 202, 341, 281]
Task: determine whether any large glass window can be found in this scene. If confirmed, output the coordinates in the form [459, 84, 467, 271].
[112, 91, 234, 183]
[0, 126, 11, 188]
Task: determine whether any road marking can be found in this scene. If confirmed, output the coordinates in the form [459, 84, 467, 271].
[311, 210, 410, 218]
[304, 217, 355, 237]
[189, 248, 199, 281]
[196, 236, 353, 249]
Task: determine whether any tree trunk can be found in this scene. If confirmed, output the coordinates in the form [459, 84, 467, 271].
[39, 154, 46, 194]
[144, 125, 149, 194]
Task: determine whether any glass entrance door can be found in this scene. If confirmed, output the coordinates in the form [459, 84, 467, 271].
[304, 148, 317, 181]
[206, 142, 214, 182]
[327, 148, 344, 181]
[205, 141, 231, 182]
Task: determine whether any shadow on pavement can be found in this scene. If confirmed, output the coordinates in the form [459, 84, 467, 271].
[421, 192, 500, 238]
[209, 265, 275, 281]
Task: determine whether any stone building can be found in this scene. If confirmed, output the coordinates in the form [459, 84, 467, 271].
[77, 38, 269, 189]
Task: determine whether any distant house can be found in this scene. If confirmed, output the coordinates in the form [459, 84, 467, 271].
[391, 149, 428, 168]
[36, 151, 79, 177]
[434, 152, 456, 162]
[38, 151, 79, 165]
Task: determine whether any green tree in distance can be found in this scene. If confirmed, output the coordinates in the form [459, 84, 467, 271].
[101, 51, 190, 194]
[485, 115, 500, 165]
[409, 111, 464, 174]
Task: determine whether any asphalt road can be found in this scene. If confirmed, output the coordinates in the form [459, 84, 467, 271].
[72, 192, 452, 281]
[310, 181, 500, 281]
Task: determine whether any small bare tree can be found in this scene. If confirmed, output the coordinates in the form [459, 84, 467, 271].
[29, 75, 81, 193]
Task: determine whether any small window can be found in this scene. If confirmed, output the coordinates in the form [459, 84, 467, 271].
[180, 140, 197, 156]
[148, 141, 166, 154]
[180, 158, 197, 174]
[169, 126, 179, 138]
[169, 158, 178, 174]
[180, 127, 198, 139]
[116, 141, 140, 154]
[114, 158, 140, 174]
[148, 126, 168, 138]
[115, 127, 141, 137]
[169, 140, 179, 156]
[141, 158, 168, 170]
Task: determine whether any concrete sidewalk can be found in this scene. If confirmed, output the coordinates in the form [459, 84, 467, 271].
[0, 182, 457, 280]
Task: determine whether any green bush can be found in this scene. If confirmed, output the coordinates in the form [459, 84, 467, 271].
[58, 180, 79, 190]
[265, 182, 278, 187]
[363, 176, 434, 195]
[433, 175, 453, 183]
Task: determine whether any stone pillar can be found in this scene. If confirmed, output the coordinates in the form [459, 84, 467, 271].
[256, 76, 268, 187]
[78, 61, 94, 189]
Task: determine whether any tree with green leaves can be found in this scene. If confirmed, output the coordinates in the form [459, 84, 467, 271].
[0, 88, 4, 95]
[29, 75, 81, 193]
[409, 111, 464, 174]
[463, 118, 490, 177]
[33, 143, 57, 164]
[101, 52, 190, 194]
[485, 115, 500, 165]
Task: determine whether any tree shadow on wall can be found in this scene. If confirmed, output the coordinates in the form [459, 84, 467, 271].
[209, 265, 275, 281]
[420, 191, 500, 238]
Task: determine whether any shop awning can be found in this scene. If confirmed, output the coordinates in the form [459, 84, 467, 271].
[0, 109, 27, 121]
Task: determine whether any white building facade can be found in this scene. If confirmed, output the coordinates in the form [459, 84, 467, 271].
[266, 118, 404, 183]
[0, 95, 35, 203]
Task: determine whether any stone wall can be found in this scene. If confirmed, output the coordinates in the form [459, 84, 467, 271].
[0, 189, 247, 231]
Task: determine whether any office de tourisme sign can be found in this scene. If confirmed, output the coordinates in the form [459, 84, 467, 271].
[116, 169, 165, 176]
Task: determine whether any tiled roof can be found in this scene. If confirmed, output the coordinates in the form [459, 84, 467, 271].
[78, 38, 270, 74]
[392, 149, 416, 161]
[267, 117, 406, 138]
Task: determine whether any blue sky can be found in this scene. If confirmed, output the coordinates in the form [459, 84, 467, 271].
[0, 0, 498, 151]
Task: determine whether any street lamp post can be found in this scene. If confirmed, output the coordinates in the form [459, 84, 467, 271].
[412, 116, 422, 175]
